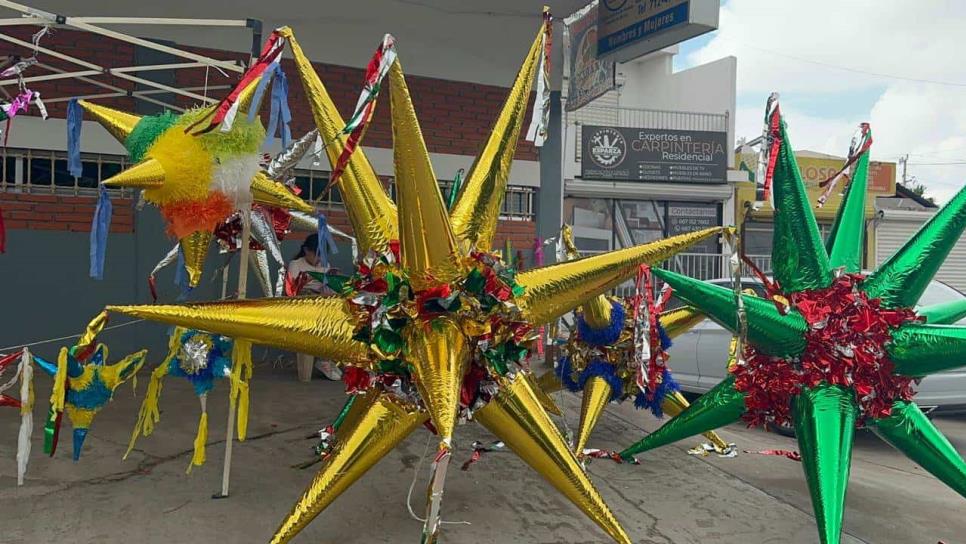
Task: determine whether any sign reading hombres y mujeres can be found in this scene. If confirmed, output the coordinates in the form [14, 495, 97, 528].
[581, 125, 728, 183]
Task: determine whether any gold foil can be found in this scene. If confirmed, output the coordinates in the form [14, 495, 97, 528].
[574, 375, 612, 454]
[79, 100, 142, 143]
[525, 371, 562, 416]
[661, 391, 730, 451]
[536, 368, 564, 395]
[250, 171, 314, 214]
[278, 27, 398, 255]
[101, 157, 165, 189]
[107, 297, 370, 365]
[660, 306, 707, 340]
[449, 23, 542, 251]
[475, 374, 631, 544]
[389, 61, 465, 289]
[270, 390, 428, 544]
[404, 318, 469, 446]
[562, 224, 613, 329]
[179, 230, 213, 288]
[516, 227, 723, 325]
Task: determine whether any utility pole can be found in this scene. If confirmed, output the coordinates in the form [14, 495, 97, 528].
[899, 154, 909, 185]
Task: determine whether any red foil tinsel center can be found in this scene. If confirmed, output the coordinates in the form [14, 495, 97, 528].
[733, 274, 918, 427]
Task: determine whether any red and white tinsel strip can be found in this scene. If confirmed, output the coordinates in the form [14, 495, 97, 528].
[817, 123, 873, 208]
[525, 8, 553, 147]
[187, 30, 287, 135]
[326, 34, 397, 191]
[756, 92, 781, 203]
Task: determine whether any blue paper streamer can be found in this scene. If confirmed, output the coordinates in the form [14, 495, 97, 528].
[316, 213, 338, 269]
[247, 65, 275, 123]
[576, 300, 625, 347]
[88, 188, 112, 280]
[266, 66, 292, 149]
[555, 356, 622, 401]
[174, 246, 191, 300]
[634, 368, 681, 417]
[66, 99, 83, 178]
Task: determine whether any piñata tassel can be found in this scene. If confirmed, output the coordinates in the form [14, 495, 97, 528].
[187, 395, 208, 473]
[16, 348, 33, 485]
[267, 66, 293, 149]
[67, 98, 83, 177]
[525, 7, 552, 147]
[316, 214, 338, 269]
[445, 168, 464, 211]
[89, 187, 112, 280]
[124, 363, 170, 459]
[50, 347, 68, 413]
[231, 339, 253, 441]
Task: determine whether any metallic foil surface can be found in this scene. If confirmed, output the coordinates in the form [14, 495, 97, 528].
[250, 171, 314, 214]
[659, 306, 707, 340]
[250, 209, 285, 266]
[389, 61, 465, 289]
[653, 268, 808, 357]
[661, 391, 731, 452]
[887, 323, 966, 377]
[863, 184, 966, 308]
[475, 374, 631, 544]
[869, 400, 966, 498]
[269, 390, 427, 544]
[917, 299, 966, 325]
[101, 157, 165, 189]
[621, 376, 745, 458]
[573, 376, 612, 455]
[278, 27, 398, 255]
[404, 317, 470, 445]
[79, 100, 141, 143]
[516, 227, 722, 325]
[792, 384, 857, 544]
[179, 230, 214, 288]
[449, 23, 542, 251]
[107, 297, 370, 365]
[266, 128, 320, 181]
[249, 249, 274, 297]
[525, 371, 562, 416]
[824, 151, 869, 273]
[536, 368, 564, 395]
[561, 224, 612, 329]
[770, 120, 833, 293]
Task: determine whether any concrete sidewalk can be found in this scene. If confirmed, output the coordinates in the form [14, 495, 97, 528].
[1, 359, 962, 543]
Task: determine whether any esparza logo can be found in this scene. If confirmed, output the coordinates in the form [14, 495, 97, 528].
[588, 128, 626, 168]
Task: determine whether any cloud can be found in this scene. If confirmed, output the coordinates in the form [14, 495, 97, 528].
[688, 0, 966, 203]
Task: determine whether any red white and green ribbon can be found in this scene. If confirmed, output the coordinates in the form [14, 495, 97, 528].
[327, 33, 397, 190]
[187, 29, 287, 135]
[817, 123, 873, 207]
[756, 92, 781, 203]
[525, 8, 553, 147]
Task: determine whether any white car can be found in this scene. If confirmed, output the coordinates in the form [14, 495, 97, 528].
[668, 277, 966, 413]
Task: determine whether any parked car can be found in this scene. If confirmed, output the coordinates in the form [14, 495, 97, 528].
[668, 276, 966, 414]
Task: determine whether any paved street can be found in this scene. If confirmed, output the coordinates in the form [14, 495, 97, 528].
[2, 359, 963, 543]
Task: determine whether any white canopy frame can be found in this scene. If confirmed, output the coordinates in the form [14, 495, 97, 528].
[0, 0, 261, 110]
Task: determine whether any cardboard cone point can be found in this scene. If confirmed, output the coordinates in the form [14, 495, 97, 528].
[79, 100, 142, 144]
[179, 230, 214, 288]
[524, 371, 562, 416]
[661, 391, 731, 451]
[250, 171, 314, 213]
[404, 318, 469, 447]
[100, 158, 165, 189]
[269, 390, 428, 544]
[474, 374, 631, 544]
[574, 376, 611, 455]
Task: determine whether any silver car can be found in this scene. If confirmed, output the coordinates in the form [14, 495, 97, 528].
[669, 276, 966, 412]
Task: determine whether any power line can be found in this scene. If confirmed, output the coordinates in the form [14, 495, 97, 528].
[907, 161, 966, 166]
[734, 40, 966, 89]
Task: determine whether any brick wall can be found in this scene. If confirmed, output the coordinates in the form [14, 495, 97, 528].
[2, 26, 536, 245]
[0, 192, 134, 233]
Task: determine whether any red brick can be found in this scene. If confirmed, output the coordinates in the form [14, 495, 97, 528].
[4, 220, 27, 229]
[28, 221, 66, 231]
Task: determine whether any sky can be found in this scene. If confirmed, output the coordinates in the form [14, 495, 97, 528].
[674, 0, 966, 204]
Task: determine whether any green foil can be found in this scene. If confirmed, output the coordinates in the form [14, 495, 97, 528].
[887, 323, 966, 377]
[863, 184, 966, 308]
[653, 268, 808, 357]
[869, 401, 966, 498]
[620, 375, 745, 459]
[793, 384, 857, 544]
[771, 119, 833, 293]
[917, 299, 966, 325]
[332, 394, 358, 431]
[825, 152, 869, 273]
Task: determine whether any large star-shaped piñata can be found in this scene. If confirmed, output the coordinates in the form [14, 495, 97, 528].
[105, 21, 721, 544]
[537, 225, 731, 456]
[83, 77, 313, 288]
[620, 105, 966, 544]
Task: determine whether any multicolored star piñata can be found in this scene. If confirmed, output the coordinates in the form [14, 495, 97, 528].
[620, 101, 966, 544]
[102, 17, 722, 544]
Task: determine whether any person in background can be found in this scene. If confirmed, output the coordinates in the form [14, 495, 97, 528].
[286, 233, 342, 382]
